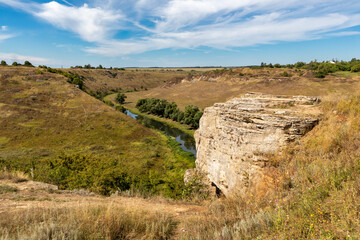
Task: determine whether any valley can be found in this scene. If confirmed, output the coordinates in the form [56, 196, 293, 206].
[1, 62, 360, 239]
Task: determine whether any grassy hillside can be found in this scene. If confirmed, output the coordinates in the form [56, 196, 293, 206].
[124, 67, 360, 110]
[65, 68, 195, 97]
[0, 66, 194, 198]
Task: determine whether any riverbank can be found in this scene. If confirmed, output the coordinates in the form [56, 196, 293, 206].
[104, 93, 195, 137]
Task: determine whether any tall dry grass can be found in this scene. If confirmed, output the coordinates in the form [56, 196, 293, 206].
[0, 204, 176, 240]
[0, 168, 29, 183]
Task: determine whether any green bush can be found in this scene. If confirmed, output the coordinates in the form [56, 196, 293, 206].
[136, 98, 203, 129]
[115, 105, 126, 113]
[351, 64, 360, 72]
[115, 93, 127, 104]
[281, 71, 292, 77]
[0, 60, 7, 66]
[24, 60, 34, 67]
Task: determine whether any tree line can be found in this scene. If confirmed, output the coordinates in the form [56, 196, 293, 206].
[70, 64, 125, 71]
[1, 60, 34, 67]
[136, 98, 203, 129]
[259, 58, 360, 78]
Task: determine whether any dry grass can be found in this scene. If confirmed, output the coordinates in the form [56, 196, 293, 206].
[68, 68, 193, 94]
[124, 68, 360, 110]
[0, 169, 29, 183]
[0, 204, 176, 240]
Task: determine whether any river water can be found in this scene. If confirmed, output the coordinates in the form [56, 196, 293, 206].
[125, 110, 197, 156]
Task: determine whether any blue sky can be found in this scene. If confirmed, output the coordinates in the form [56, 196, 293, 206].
[0, 0, 359, 67]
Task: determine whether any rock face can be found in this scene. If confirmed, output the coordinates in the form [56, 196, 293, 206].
[193, 93, 320, 196]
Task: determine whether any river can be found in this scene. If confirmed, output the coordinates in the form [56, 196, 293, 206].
[125, 110, 197, 156]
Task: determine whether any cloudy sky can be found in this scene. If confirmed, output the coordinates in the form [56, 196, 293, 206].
[0, 0, 359, 67]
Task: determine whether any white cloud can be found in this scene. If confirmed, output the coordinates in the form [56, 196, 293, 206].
[1, 0, 360, 55]
[0, 25, 14, 42]
[86, 12, 360, 56]
[0, 52, 49, 64]
[327, 31, 360, 37]
[0, 34, 14, 41]
[34, 1, 124, 42]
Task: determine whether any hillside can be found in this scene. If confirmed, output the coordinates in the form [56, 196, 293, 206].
[65, 68, 196, 97]
[0, 66, 195, 198]
[124, 67, 360, 110]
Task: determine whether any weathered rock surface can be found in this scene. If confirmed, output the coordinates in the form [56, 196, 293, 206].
[193, 93, 321, 196]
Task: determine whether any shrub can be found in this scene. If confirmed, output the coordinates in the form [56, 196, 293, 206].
[24, 60, 34, 67]
[115, 93, 127, 104]
[115, 105, 126, 113]
[351, 64, 360, 72]
[314, 71, 326, 78]
[0, 60, 7, 66]
[281, 71, 292, 77]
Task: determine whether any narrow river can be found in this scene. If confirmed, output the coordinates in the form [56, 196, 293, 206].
[125, 110, 197, 156]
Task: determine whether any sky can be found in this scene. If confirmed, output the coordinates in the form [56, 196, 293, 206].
[0, 0, 359, 67]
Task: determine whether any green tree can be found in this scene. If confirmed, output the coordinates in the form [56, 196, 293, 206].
[24, 60, 33, 67]
[1, 60, 7, 66]
[115, 93, 127, 104]
[351, 64, 360, 72]
[12, 61, 19, 66]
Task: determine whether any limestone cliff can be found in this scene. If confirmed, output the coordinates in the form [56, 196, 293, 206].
[192, 93, 320, 196]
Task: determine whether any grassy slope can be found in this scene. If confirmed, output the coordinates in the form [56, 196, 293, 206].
[0, 66, 194, 198]
[124, 67, 360, 110]
[67, 68, 193, 94]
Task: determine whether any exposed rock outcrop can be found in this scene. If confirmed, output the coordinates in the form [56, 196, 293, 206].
[192, 93, 321, 197]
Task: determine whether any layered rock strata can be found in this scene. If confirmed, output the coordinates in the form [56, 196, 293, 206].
[193, 93, 320, 196]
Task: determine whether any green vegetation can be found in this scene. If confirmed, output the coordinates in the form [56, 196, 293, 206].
[136, 98, 203, 129]
[25, 141, 194, 197]
[260, 58, 360, 78]
[44, 67, 85, 90]
[0, 60, 7, 66]
[115, 93, 127, 104]
[281, 71, 292, 77]
[125, 106, 195, 137]
[351, 64, 360, 72]
[24, 60, 34, 67]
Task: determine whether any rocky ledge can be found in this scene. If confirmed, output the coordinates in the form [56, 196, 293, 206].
[191, 93, 321, 197]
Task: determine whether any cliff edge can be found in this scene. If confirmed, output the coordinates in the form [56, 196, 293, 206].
[192, 93, 321, 197]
